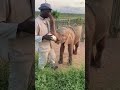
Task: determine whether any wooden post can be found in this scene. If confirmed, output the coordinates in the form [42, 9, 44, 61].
[68, 18, 70, 25]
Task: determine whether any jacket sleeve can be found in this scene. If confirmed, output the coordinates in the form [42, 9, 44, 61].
[35, 36, 42, 43]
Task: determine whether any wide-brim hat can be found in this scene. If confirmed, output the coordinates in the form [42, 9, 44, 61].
[39, 3, 52, 10]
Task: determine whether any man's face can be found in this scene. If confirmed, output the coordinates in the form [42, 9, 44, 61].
[41, 9, 51, 18]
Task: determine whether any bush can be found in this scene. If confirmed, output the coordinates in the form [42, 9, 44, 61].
[52, 10, 60, 19]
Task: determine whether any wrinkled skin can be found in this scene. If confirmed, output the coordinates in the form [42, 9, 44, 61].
[86, 2, 109, 86]
[16, 18, 35, 89]
[49, 12, 83, 65]
[86, 3, 96, 86]
[56, 26, 82, 65]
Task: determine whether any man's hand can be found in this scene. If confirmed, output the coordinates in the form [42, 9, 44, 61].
[42, 34, 52, 41]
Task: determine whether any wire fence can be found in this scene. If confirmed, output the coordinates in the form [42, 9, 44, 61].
[55, 18, 85, 29]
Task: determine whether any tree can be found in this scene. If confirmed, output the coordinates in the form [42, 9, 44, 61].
[52, 10, 60, 29]
[52, 10, 60, 19]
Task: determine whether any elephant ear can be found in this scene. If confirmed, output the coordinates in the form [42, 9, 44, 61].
[55, 32, 67, 44]
[55, 27, 68, 43]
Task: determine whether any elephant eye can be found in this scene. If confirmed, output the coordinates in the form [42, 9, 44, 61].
[62, 34, 64, 36]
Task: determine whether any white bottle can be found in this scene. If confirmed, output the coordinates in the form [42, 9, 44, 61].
[47, 32, 57, 41]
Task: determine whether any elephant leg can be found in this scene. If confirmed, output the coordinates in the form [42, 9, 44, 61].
[94, 37, 105, 68]
[73, 41, 79, 55]
[58, 43, 65, 64]
[68, 44, 73, 65]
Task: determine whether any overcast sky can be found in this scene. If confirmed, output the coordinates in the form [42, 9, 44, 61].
[35, 0, 85, 14]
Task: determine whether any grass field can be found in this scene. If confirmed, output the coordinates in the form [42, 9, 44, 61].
[35, 11, 85, 19]
[35, 67, 85, 90]
[35, 11, 85, 28]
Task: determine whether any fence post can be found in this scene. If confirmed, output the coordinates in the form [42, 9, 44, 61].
[68, 18, 70, 25]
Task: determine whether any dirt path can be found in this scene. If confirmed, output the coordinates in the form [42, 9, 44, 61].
[52, 41, 85, 69]
[89, 37, 120, 89]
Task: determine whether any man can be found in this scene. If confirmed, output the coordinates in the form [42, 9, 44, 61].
[0, 0, 35, 90]
[35, 3, 58, 69]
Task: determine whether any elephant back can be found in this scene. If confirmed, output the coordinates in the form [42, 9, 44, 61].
[57, 27, 75, 45]
[68, 25, 83, 44]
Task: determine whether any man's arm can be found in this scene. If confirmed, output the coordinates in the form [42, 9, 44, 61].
[35, 21, 42, 42]
[35, 21, 52, 42]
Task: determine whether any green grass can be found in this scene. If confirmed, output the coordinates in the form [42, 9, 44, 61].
[35, 11, 84, 19]
[59, 13, 84, 19]
[35, 67, 85, 90]
[35, 11, 85, 26]
[35, 52, 85, 90]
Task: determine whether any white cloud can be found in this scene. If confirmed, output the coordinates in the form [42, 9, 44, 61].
[35, 0, 85, 13]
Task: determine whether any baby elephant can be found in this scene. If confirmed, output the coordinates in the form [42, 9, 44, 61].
[55, 25, 83, 65]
